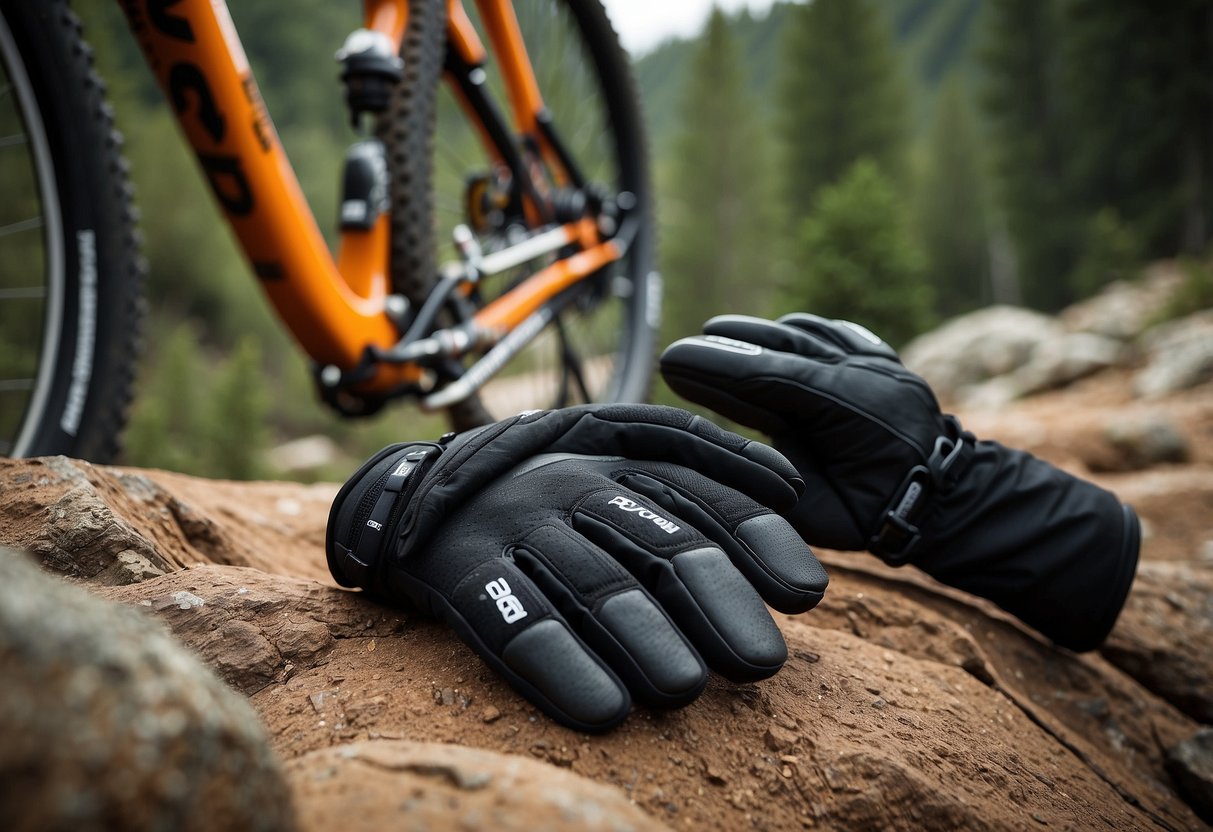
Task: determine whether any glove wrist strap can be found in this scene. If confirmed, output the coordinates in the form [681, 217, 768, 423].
[870, 420, 971, 565]
[335, 444, 442, 588]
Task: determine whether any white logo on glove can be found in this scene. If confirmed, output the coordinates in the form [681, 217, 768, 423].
[607, 495, 681, 535]
[485, 577, 528, 623]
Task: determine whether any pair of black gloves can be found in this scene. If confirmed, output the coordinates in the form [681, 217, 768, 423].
[327, 314, 1140, 732]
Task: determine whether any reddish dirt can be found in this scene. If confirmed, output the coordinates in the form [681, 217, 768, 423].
[3, 367, 1211, 830]
[958, 369, 1213, 565]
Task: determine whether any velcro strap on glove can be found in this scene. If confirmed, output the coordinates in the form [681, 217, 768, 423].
[326, 442, 443, 589]
[869, 417, 973, 565]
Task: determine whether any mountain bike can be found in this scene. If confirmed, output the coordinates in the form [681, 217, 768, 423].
[0, 0, 656, 461]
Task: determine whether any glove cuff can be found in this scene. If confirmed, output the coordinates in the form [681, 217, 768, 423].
[869, 416, 975, 565]
[1085, 503, 1141, 648]
[327, 442, 444, 590]
[913, 440, 1141, 652]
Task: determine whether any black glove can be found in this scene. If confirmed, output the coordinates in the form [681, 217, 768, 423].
[326, 404, 828, 732]
[660, 313, 1140, 653]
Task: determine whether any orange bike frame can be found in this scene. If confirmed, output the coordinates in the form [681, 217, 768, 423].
[118, 0, 617, 391]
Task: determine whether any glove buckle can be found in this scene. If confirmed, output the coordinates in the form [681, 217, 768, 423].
[337, 446, 440, 587]
[870, 464, 928, 565]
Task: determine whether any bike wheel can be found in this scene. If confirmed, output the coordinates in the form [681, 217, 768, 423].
[0, 1, 144, 461]
[381, 0, 656, 432]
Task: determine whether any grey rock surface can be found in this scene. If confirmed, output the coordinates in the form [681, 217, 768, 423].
[98, 564, 401, 696]
[1, 456, 173, 583]
[1060, 265, 1184, 340]
[1102, 561, 1213, 724]
[0, 548, 294, 832]
[1008, 331, 1124, 395]
[902, 305, 1062, 398]
[1135, 311, 1213, 398]
[1103, 413, 1191, 470]
[1166, 728, 1213, 823]
[0, 455, 336, 585]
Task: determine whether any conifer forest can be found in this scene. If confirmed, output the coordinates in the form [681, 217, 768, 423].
[66, 0, 1213, 478]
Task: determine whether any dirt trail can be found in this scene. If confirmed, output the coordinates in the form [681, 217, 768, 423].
[2, 367, 1211, 830]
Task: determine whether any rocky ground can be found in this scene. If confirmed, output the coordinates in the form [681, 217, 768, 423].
[2, 280, 1213, 830]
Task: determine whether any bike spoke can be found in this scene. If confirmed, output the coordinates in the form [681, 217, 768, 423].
[554, 314, 592, 403]
[414, 0, 650, 424]
[436, 137, 477, 173]
[0, 216, 42, 238]
[0, 131, 25, 148]
[0, 83, 11, 101]
[435, 195, 464, 215]
[0, 379, 34, 393]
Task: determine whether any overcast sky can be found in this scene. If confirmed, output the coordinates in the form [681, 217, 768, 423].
[600, 0, 780, 56]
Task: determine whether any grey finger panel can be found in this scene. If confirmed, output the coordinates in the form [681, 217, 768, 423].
[702, 314, 843, 359]
[671, 547, 787, 672]
[571, 512, 786, 681]
[598, 589, 704, 697]
[735, 514, 828, 610]
[508, 534, 706, 708]
[503, 619, 629, 728]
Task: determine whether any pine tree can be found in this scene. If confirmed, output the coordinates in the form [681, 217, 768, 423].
[980, 0, 1081, 311]
[783, 159, 934, 347]
[1062, 0, 1213, 259]
[916, 76, 990, 318]
[776, 0, 908, 222]
[661, 8, 775, 343]
[983, 0, 1213, 307]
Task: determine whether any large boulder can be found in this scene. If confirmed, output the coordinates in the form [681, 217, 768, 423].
[900, 267, 1209, 408]
[2, 448, 1213, 832]
[901, 305, 1062, 400]
[99, 562, 1201, 831]
[1060, 263, 1185, 340]
[0, 548, 294, 832]
[2, 454, 1211, 830]
[962, 331, 1124, 408]
[1135, 311, 1213, 399]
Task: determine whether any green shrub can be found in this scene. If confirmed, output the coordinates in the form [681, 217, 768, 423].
[1160, 255, 1213, 321]
[780, 159, 934, 346]
[1070, 208, 1144, 298]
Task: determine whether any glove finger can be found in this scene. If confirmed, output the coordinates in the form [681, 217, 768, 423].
[408, 555, 631, 732]
[701, 314, 845, 360]
[570, 486, 788, 683]
[659, 333, 815, 436]
[777, 312, 901, 361]
[662, 328, 940, 453]
[508, 524, 707, 708]
[615, 463, 828, 613]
